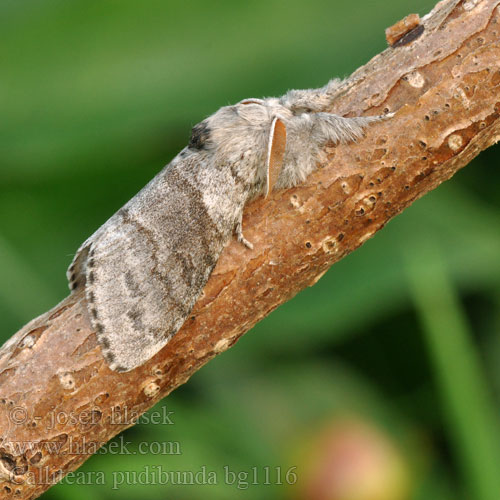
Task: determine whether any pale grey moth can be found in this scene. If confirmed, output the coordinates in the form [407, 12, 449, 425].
[68, 78, 389, 372]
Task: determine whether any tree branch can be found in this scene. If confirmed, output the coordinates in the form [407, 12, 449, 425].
[1, 0, 500, 497]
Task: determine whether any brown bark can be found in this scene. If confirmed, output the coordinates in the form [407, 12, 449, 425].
[1, 0, 500, 497]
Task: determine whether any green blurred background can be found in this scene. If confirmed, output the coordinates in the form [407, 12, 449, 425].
[2, 0, 500, 499]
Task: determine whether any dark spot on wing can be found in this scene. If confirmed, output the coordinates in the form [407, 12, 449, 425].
[188, 121, 211, 150]
[104, 350, 115, 362]
[118, 207, 129, 217]
[127, 308, 145, 330]
[125, 270, 142, 297]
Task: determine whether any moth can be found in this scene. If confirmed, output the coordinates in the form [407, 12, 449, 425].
[68, 78, 388, 372]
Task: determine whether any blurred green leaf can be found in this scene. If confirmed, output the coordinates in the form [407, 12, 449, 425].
[406, 242, 500, 500]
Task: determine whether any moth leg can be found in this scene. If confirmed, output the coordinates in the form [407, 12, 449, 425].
[279, 78, 347, 113]
[235, 215, 253, 250]
[312, 112, 391, 143]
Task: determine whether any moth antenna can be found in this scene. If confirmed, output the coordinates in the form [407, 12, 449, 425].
[266, 117, 287, 197]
